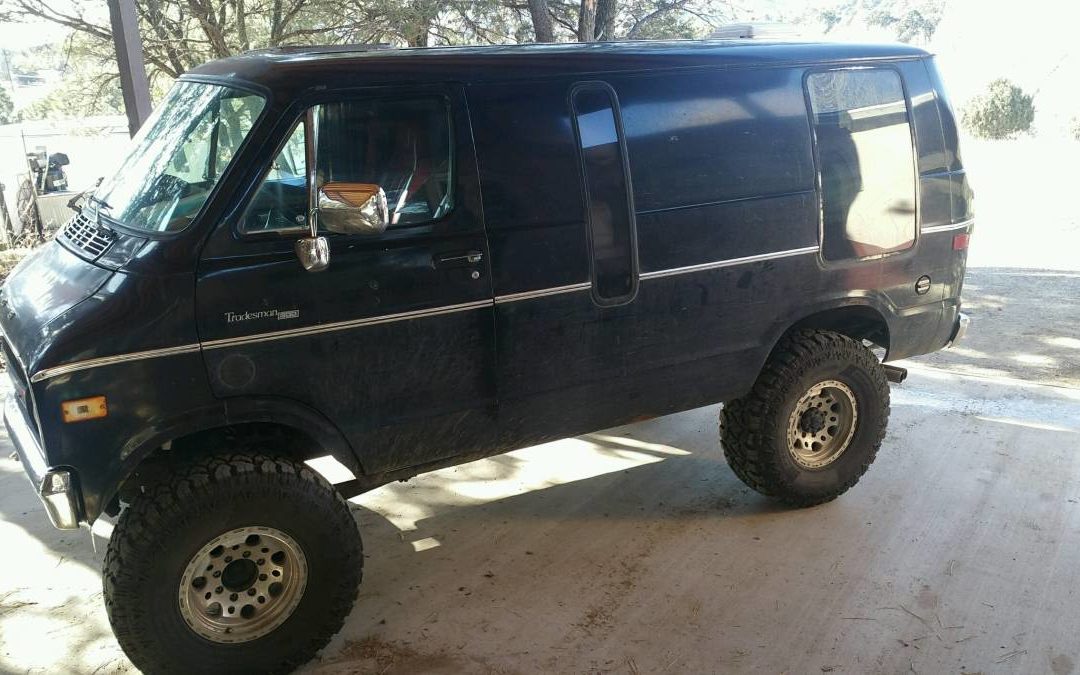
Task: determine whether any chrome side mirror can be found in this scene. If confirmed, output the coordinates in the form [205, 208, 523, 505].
[295, 228, 329, 272]
[317, 182, 389, 235]
[295, 192, 330, 271]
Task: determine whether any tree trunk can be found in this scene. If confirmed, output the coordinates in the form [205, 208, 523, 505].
[527, 0, 554, 43]
[236, 0, 249, 51]
[577, 0, 597, 42]
[596, 0, 617, 40]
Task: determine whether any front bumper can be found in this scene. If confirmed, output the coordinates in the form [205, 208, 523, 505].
[4, 394, 81, 529]
[946, 311, 970, 348]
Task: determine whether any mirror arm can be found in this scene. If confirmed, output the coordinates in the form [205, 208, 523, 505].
[295, 107, 330, 273]
[304, 107, 319, 238]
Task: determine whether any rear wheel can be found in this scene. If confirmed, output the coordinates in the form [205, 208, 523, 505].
[720, 329, 890, 506]
[103, 452, 362, 674]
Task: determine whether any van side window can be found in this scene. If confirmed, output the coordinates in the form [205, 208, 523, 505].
[571, 84, 638, 305]
[806, 69, 917, 261]
[242, 97, 453, 233]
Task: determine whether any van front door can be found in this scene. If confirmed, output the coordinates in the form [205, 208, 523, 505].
[196, 85, 496, 474]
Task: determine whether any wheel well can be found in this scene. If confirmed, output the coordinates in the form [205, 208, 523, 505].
[109, 422, 345, 516]
[788, 306, 890, 352]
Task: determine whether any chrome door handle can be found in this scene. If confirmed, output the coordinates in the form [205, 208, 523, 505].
[435, 251, 483, 265]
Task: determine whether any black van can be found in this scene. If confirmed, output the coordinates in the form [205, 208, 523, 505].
[2, 39, 971, 673]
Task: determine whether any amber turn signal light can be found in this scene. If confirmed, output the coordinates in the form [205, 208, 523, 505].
[61, 396, 108, 423]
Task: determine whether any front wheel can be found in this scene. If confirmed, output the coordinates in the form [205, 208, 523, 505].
[103, 452, 362, 674]
[720, 329, 890, 507]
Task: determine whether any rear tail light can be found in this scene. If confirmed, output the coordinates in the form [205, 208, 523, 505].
[953, 232, 970, 251]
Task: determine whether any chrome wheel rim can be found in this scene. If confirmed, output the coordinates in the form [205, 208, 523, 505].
[787, 379, 858, 469]
[178, 526, 307, 644]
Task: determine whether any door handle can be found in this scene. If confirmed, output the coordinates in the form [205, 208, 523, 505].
[435, 251, 483, 266]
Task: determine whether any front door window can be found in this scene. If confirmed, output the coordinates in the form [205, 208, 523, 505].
[242, 97, 453, 234]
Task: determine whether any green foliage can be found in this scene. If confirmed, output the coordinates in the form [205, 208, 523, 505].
[816, 0, 943, 44]
[894, 9, 938, 42]
[818, 9, 843, 31]
[0, 0, 737, 122]
[961, 79, 1036, 140]
[15, 33, 124, 121]
[0, 85, 13, 125]
[18, 74, 124, 121]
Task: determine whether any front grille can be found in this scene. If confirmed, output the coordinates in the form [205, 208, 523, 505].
[60, 212, 115, 258]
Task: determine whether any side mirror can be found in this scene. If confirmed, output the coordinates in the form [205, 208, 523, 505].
[295, 231, 329, 272]
[317, 182, 389, 235]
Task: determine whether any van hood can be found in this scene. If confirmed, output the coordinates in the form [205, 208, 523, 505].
[0, 242, 113, 369]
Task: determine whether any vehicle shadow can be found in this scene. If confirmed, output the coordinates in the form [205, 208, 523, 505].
[302, 409, 817, 674]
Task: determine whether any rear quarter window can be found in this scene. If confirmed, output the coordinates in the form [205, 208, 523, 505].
[806, 68, 917, 261]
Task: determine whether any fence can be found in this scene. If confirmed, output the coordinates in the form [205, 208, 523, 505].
[0, 116, 130, 245]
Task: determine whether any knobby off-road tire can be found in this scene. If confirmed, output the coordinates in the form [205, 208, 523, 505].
[720, 329, 890, 507]
[103, 453, 363, 675]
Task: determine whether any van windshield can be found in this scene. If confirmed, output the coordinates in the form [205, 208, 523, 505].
[92, 82, 265, 233]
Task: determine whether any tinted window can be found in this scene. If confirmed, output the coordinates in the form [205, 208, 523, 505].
[243, 97, 453, 233]
[572, 85, 637, 304]
[807, 69, 917, 260]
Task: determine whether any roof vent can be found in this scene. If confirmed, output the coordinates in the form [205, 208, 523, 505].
[709, 22, 802, 40]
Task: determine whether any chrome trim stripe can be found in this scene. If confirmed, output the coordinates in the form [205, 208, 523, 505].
[639, 245, 819, 281]
[202, 299, 493, 350]
[27, 245, 827, 380]
[495, 282, 592, 304]
[30, 344, 202, 383]
[921, 218, 974, 234]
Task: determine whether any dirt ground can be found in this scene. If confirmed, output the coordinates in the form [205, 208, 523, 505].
[1, 138, 1079, 674]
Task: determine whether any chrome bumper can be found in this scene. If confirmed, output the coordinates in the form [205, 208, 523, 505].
[4, 395, 80, 529]
[946, 312, 970, 349]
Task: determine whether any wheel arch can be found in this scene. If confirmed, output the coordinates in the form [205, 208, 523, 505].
[764, 298, 894, 366]
[97, 396, 361, 523]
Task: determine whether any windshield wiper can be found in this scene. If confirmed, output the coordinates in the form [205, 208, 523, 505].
[89, 194, 112, 211]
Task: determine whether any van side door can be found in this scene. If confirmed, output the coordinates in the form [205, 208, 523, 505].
[195, 84, 497, 474]
[471, 79, 660, 446]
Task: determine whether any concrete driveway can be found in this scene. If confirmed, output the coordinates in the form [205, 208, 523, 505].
[2, 140, 1078, 674]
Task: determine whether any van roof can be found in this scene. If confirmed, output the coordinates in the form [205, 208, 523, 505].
[186, 39, 931, 91]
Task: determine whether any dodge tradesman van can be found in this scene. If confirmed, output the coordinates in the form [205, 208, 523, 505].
[2, 39, 971, 673]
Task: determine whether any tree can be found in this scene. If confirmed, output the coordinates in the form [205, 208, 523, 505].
[0, 0, 741, 92]
[961, 79, 1036, 140]
[0, 85, 13, 125]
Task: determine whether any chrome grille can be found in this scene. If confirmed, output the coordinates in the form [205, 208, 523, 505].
[60, 212, 114, 258]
